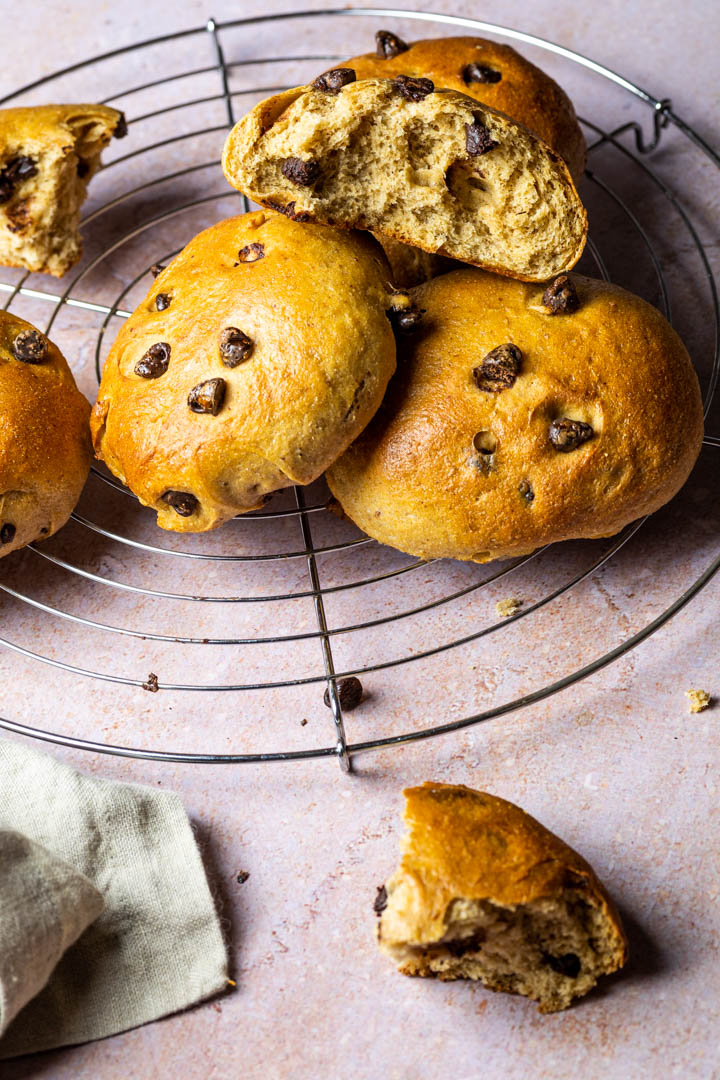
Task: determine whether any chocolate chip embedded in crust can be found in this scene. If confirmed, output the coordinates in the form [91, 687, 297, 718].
[162, 490, 198, 517]
[544, 952, 581, 978]
[150, 263, 166, 278]
[0, 156, 38, 204]
[373, 885, 388, 915]
[462, 62, 502, 84]
[312, 67, 356, 94]
[387, 293, 425, 335]
[113, 112, 128, 139]
[549, 417, 594, 452]
[518, 479, 534, 503]
[473, 343, 522, 392]
[323, 675, 363, 711]
[542, 275, 580, 314]
[155, 293, 171, 311]
[394, 74, 434, 101]
[465, 115, 499, 156]
[237, 242, 265, 263]
[134, 341, 170, 379]
[188, 377, 226, 415]
[281, 157, 320, 187]
[0, 523, 16, 544]
[219, 327, 253, 367]
[375, 29, 409, 59]
[12, 328, 48, 363]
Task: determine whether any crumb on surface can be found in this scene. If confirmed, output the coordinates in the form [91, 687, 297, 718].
[236, 870, 250, 884]
[142, 672, 159, 693]
[300, 718, 308, 726]
[495, 597, 522, 618]
[686, 689, 711, 713]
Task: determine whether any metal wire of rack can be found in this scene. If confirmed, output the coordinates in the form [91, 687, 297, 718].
[0, 8, 717, 770]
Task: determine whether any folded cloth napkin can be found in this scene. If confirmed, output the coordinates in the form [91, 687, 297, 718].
[0, 740, 229, 1059]
[0, 830, 105, 1037]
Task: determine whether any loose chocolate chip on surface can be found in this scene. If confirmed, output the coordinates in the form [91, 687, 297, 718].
[237, 242, 265, 263]
[134, 341, 170, 379]
[155, 293, 171, 311]
[544, 952, 581, 978]
[323, 675, 364, 711]
[373, 885, 388, 915]
[188, 377, 226, 415]
[12, 328, 48, 364]
[394, 74, 434, 101]
[549, 417, 594, 452]
[465, 115, 499, 156]
[162, 490, 198, 516]
[281, 156, 320, 187]
[542, 275, 579, 314]
[219, 327, 253, 367]
[0, 523, 16, 545]
[387, 300, 425, 335]
[0, 156, 38, 204]
[462, 62, 502, 84]
[312, 67, 356, 93]
[142, 672, 159, 693]
[473, 343, 522, 392]
[518, 479, 535, 503]
[150, 263, 165, 278]
[114, 113, 128, 139]
[375, 29, 409, 59]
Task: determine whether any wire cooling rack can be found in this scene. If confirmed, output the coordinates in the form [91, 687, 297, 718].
[0, 8, 717, 770]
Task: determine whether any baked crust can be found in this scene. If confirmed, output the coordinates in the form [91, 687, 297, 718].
[327, 269, 704, 562]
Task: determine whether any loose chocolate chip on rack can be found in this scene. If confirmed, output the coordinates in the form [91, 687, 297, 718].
[281, 157, 320, 187]
[219, 327, 253, 367]
[462, 62, 502, 84]
[473, 343, 522, 392]
[114, 112, 128, 139]
[518, 479, 535, 504]
[312, 67, 357, 94]
[394, 74, 434, 101]
[155, 293, 171, 311]
[375, 29, 409, 59]
[0, 156, 38, 203]
[544, 952, 581, 978]
[237, 242, 265, 263]
[373, 885, 388, 915]
[0, 523, 16, 545]
[188, 377, 226, 415]
[323, 675, 364, 711]
[542, 275, 579, 314]
[387, 299, 425, 335]
[12, 328, 48, 363]
[150, 262, 165, 278]
[549, 417, 594, 452]
[142, 672, 159, 693]
[162, 490, 198, 517]
[134, 341, 170, 379]
[465, 115, 499, 156]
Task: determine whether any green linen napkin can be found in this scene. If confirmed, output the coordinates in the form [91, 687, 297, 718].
[0, 740, 229, 1059]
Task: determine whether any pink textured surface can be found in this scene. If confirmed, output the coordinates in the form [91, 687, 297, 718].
[1, 2, 718, 1078]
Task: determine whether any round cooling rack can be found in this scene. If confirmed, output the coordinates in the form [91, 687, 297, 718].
[0, 8, 717, 770]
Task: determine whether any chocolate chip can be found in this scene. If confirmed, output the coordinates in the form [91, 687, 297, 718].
[188, 377, 226, 415]
[323, 676, 363, 711]
[373, 885, 388, 915]
[12, 329, 48, 364]
[462, 62, 502, 84]
[0, 523, 16, 544]
[465, 115, 498, 156]
[77, 159, 90, 178]
[281, 157, 319, 187]
[236, 870, 250, 884]
[446, 931, 486, 957]
[387, 297, 425, 335]
[162, 490, 198, 516]
[150, 263, 165, 278]
[473, 343, 522, 392]
[394, 74, 434, 101]
[237, 242, 265, 263]
[375, 29, 409, 59]
[544, 952, 581, 978]
[549, 417, 594, 452]
[312, 67, 356, 93]
[134, 341, 170, 379]
[219, 327, 253, 367]
[0, 156, 38, 204]
[142, 672, 159, 693]
[518, 480, 534, 503]
[114, 112, 128, 139]
[542, 275, 579, 314]
[265, 200, 311, 223]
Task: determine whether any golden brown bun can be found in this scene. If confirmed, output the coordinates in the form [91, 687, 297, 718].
[0, 312, 91, 555]
[0, 104, 125, 276]
[222, 79, 587, 283]
[90, 210, 397, 533]
[377, 783, 628, 1012]
[345, 35, 586, 182]
[328, 270, 704, 562]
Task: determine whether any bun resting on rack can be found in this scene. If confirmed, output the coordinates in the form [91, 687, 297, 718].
[0, 103, 126, 277]
[0, 311, 92, 557]
[375, 783, 628, 1013]
[327, 269, 704, 562]
[221, 77, 587, 283]
[90, 210, 398, 533]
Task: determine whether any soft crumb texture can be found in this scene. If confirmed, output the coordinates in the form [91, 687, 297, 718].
[327, 269, 705, 563]
[0, 104, 124, 276]
[496, 597, 522, 617]
[90, 211, 397, 533]
[222, 79, 587, 282]
[686, 689, 711, 713]
[377, 783, 627, 1013]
